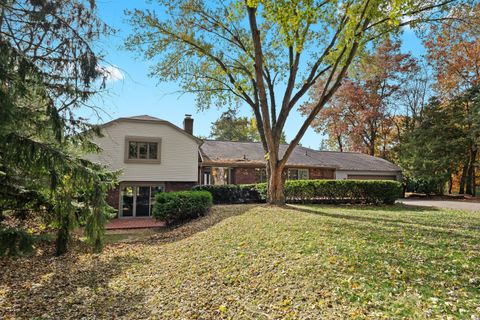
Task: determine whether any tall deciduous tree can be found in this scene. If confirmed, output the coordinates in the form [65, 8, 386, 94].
[301, 39, 416, 158]
[0, 0, 117, 255]
[424, 3, 480, 195]
[126, 0, 461, 204]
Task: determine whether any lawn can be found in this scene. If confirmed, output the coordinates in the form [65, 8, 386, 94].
[1, 204, 479, 319]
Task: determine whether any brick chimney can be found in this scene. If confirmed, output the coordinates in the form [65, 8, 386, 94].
[183, 114, 193, 135]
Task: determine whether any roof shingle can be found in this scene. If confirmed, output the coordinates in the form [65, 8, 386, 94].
[200, 140, 401, 172]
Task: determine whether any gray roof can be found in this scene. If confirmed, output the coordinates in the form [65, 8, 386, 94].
[200, 140, 401, 172]
[124, 115, 166, 121]
[100, 115, 203, 144]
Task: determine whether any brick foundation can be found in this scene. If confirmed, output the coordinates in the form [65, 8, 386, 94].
[106, 187, 120, 211]
[164, 181, 197, 192]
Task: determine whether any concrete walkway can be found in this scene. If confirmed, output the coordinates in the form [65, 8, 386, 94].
[398, 199, 480, 212]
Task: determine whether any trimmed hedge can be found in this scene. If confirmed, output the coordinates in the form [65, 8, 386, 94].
[252, 180, 402, 204]
[193, 180, 402, 205]
[153, 190, 212, 224]
[192, 184, 263, 204]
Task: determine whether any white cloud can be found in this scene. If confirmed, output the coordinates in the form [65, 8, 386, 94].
[98, 65, 124, 82]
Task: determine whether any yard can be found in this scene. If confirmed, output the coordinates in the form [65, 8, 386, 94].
[1, 204, 479, 319]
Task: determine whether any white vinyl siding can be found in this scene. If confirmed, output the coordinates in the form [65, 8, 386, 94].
[84, 120, 199, 182]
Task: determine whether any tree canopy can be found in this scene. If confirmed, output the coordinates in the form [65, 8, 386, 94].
[126, 0, 464, 204]
[0, 0, 117, 255]
[210, 108, 286, 143]
[301, 38, 416, 158]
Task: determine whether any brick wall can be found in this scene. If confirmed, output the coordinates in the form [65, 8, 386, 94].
[233, 167, 259, 184]
[200, 166, 336, 185]
[309, 168, 335, 179]
[164, 181, 197, 192]
[106, 187, 120, 211]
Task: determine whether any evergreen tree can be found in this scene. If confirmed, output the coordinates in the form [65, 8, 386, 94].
[399, 98, 465, 194]
[0, 0, 117, 255]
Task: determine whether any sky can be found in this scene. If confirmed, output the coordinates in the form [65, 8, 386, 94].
[88, 0, 425, 150]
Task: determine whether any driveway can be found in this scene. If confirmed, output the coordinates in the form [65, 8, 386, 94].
[398, 199, 480, 212]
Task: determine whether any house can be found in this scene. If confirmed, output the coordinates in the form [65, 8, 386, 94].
[200, 140, 401, 185]
[86, 115, 401, 218]
[85, 115, 201, 217]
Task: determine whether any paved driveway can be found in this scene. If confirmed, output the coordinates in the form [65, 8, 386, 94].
[398, 199, 480, 212]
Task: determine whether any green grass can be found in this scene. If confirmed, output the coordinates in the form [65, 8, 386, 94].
[1, 204, 479, 319]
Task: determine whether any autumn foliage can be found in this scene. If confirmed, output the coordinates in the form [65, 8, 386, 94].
[302, 39, 416, 158]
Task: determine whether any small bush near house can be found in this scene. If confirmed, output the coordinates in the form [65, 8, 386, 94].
[192, 184, 263, 204]
[153, 191, 213, 224]
[252, 180, 402, 205]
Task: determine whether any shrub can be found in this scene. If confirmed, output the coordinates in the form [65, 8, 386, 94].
[0, 227, 35, 256]
[192, 184, 263, 204]
[248, 179, 402, 205]
[153, 191, 212, 224]
[405, 177, 444, 195]
[192, 180, 402, 205]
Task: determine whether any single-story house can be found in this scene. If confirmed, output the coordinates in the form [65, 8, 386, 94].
[85, 115, 401, 218]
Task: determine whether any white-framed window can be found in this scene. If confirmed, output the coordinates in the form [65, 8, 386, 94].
[203, 170, 211, 185]
[287, 168, 309, 180]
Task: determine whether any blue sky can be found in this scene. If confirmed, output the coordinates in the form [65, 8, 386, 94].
[89, 0, 425, 149]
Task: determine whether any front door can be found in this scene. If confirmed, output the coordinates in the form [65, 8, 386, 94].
[120, 184, 164, 217]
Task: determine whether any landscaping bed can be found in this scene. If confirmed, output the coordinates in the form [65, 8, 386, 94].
[1, 204, 479, 319]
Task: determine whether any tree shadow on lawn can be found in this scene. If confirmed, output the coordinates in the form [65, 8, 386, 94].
[108, 204, 258, 245]
[281, 206, 480, 317]
[0, 252, 152, 319]
[287, 204, 480, 235]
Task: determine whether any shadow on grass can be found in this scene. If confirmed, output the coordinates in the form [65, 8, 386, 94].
[107, 204, 258, 246]
[287, 204, 480, 234]
[0, 253, 152, 319]
[308, 203, 441, 212]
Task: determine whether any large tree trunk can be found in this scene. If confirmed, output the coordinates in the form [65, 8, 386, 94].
[459, 162, 468, 194]
[448, 174, 453, 194]
[337, 135, 343, 152]
[473, 168, 477, 197]
[267, 162, 286, 205]
[466, 148, 477, 196]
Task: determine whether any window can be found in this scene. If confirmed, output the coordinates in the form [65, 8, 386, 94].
[211, 167, 232, 185]
[287, 168, 309, 180]
[120, 184, 164, 217]
[203, 170, 211, 185]
[255, 168, 267, 183]
[128, 142, 157, 159]
[125, 137, 161, 163]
